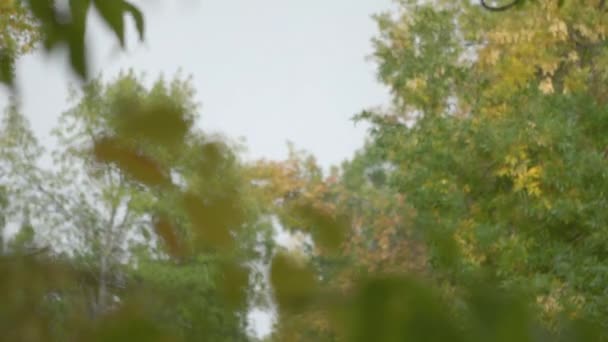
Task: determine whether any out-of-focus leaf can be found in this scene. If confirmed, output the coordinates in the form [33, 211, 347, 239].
[26, 0, 55, 26]
[0, 0, 14, 10]
[83, 303, 172, 341]
[467, 282, 534, 342]
[218, 260, 249, 310]
[17, 0, 145, 83]
[93, 0, 125, 46]
[0, 256, 75, 341]
[0, 48, 15, 86]
[182, 192, 241, 250]
[154, 216, 181, 258]
[196, 142, 225, 177]
[123, 1, 144, 41]
[93, 137, 169, 187]
[348, 276, 465, 342]
[291, 201, 348, 252]
[67, 0, 90, 79]
[270, 252, 318, 313]
[114, 101, 188, 148]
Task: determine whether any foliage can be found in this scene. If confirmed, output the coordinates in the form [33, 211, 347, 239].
[0, 0, 39, 84]
[129, 255, 250, 341]
[3, 0, 608, 341]
[0, 71, 270, 340]
[354, 0, 608, 335]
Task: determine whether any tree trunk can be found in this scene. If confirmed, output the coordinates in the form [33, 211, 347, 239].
[95, 254, 108, 318]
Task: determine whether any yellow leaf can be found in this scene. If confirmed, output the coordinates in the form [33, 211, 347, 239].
[405, 76, 426, 91]
[567, 51, 579, 63]
[496, 166, 510, 177]
[527, 165, 542, 178]
[539, 78, 554, 94]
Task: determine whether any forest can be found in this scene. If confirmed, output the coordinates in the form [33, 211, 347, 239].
[2, 0, 608, 341]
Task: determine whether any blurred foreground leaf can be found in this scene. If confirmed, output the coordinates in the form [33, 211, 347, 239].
[270, 252, 318, 314]
[93, 137, 169, 187]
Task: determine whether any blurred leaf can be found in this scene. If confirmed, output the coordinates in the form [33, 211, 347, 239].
[67, 0, 90, 79]
[270, 252, 318, 313]
[291, 201, 348, 252]
[182, 192, 240, 250]
[26, 0, 55, 27]
[13, 0, 145, 83]
[467, 283, 533, 342]
[196, 142, 224, 177]
[123, 1, 144, 41]
[154, 216, 181, 258]
[84, 303, 171, 342]
[93, 137, 169, 186]
[93, 0, 125, 46]
[0, 48, 15, 86]
[218, 260, 248, 310]
[114, 101, 188, 148]
[348, 276, 464, 342]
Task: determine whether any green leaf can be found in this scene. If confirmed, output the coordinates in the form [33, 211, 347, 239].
[0, 48, 15, 86]
[113, 100, 189, 148]
[218, 260, 249, 310]
[182, 192, 238, 250]
[68, 0, 91, 79]
[270, 252, 318, 313]
[123, 1, 145, 41]
[290, 201, 348, 252]
[93, 0, 126, 46]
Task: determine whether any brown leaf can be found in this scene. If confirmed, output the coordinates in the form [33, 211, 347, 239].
[154, 216, 181, 258]
[93, 137, 169, 187]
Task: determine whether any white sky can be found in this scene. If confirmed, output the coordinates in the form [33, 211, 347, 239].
[1, 0, 394, 337]
[1, 0, 393, 170]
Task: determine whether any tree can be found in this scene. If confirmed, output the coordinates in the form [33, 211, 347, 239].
[0, 100, 44, 250]
[5, 0, 608, 340]
[1, 1, 270, 340]
[254, 0, 608, 339]
[0, 70, 273, 340]
[355, 0, 608, 332]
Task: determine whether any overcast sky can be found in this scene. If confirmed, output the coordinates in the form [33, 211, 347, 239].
[1, 0, 393, 171]
[1, 1, 394, 337]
